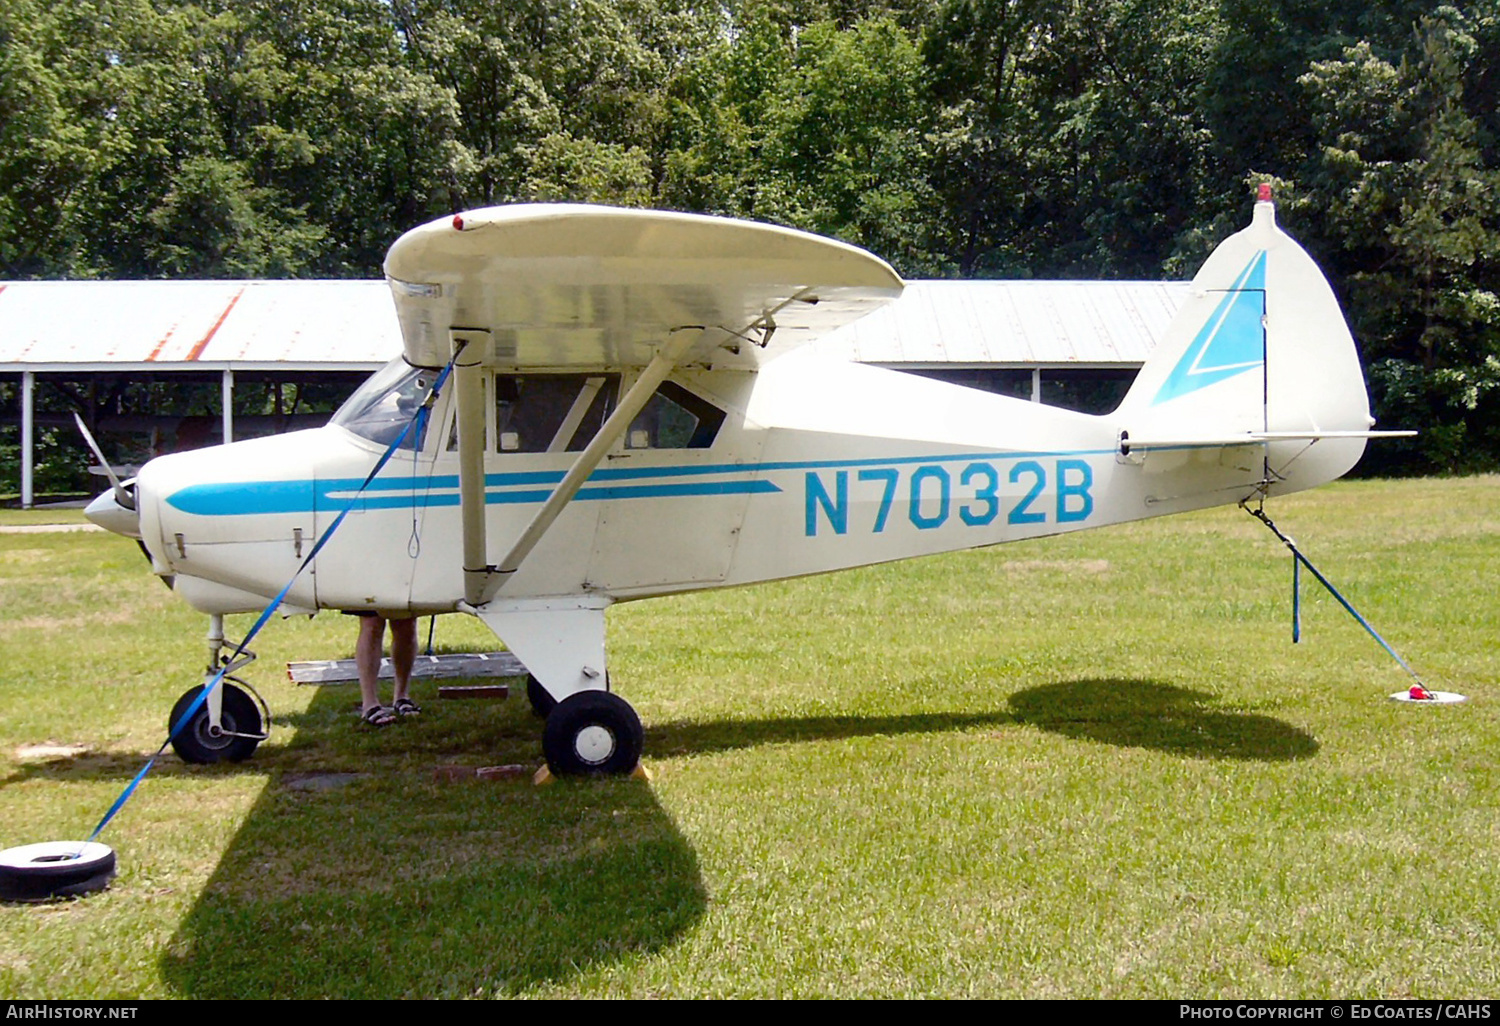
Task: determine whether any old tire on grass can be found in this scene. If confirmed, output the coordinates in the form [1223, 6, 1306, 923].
[542, 690, 643, 777]
[169, 683, 262, 764]
[0, 841, 116, 903]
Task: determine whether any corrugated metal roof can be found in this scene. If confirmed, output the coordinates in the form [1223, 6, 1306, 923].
[0, 280, 401, 370]
[812, 279, 1191, 367]
[0, 278, 1190, 370]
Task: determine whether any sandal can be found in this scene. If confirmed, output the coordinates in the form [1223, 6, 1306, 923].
[361, 705, 396, 728]
[393, 697, 421, 717]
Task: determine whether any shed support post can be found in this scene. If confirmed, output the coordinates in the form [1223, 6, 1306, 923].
[221, 369, 234, 445]
[1031, 367, 1042, 403]
[21, 370, 34, 508]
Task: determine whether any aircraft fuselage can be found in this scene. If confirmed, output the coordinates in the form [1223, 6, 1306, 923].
[130, 348, 1360, 618]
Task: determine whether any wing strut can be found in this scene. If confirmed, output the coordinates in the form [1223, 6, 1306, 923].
[452, 330, 491, 606]
[455, 326, 705, 607]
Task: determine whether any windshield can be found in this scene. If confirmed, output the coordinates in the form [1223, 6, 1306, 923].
[330, 359, 433, 450]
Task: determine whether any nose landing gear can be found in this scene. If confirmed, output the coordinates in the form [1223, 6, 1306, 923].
[168, 614, 270, 764]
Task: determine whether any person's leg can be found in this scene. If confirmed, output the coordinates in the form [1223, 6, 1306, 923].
[390, 616, 418, 712]
[356, 614, 390, 719]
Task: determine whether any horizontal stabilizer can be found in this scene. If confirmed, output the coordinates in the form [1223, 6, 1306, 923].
[1120, 429, 1416, 454]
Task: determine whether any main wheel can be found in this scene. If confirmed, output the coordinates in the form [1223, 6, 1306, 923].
[0, 841, 115, 903]
[542, 691, 643, 777]
[525, 674, 556, 718]
[169, 683, 263, 764]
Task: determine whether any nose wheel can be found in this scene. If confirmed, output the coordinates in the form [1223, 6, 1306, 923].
[542, 691, 643, 776]
[168, 682, 266, 764]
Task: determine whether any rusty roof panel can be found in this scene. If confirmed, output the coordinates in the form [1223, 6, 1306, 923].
[0, 280, 401, 367]
[1, 278, 1189, 369]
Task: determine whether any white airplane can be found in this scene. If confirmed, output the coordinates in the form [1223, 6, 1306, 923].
[83, 187, 1400, 776]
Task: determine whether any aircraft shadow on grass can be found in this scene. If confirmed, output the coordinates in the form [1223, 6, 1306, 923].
[155, 682, 705, 999]
[4, 676, 1316, 790]
[149, 690, 1031, 997]
[643, 707, 1017, 758]
[6, 675, 1311, 995]
[1007, 679, 1320, 761]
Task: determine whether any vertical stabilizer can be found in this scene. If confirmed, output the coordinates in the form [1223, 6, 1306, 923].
[1116, 189, 1373, 494]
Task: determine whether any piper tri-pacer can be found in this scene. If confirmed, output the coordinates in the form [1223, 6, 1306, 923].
[84, 188, 1400, 775]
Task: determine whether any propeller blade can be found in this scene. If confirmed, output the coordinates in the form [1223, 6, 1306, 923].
[73, 412, 133, 510]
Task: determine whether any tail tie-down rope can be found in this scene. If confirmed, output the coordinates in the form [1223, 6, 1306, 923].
[85, 354, 460, 845]
[1243, 503, 1434, 697]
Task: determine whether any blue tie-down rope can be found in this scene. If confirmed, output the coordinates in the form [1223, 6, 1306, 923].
[85, 357, 458, 844]
[1292, 555, 1301, 644]
[1245, 504, 1427, 689]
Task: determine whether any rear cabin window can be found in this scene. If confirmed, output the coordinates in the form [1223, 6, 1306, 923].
[626, 381, 726, 450]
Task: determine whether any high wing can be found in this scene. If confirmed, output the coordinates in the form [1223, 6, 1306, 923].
[381, 204, 904, 606]
[383, 203, 904, 371]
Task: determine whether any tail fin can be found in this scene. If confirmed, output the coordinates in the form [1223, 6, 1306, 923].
[1116, 188, 1388, 495]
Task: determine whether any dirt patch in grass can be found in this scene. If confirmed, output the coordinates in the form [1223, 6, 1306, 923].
[0, 549, 55, 565]
[1000, 558, 1110, 574]
[11, 609, 139, 631]
[13, 743, 90, 762]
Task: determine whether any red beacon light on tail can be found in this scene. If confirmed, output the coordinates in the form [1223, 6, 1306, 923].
[1258, 183, 1273, 203]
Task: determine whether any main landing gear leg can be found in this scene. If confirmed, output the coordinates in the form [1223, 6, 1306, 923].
[168, 614, 270, 764]
[473, 600, 643, 777]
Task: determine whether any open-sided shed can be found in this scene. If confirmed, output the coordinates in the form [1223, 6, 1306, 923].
[1, 278, 1188, 506]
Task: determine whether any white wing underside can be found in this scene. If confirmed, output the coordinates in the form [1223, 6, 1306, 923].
[383, 204, 905, 370]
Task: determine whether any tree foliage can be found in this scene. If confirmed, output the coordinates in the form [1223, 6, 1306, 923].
[2, 0, 1498, 474]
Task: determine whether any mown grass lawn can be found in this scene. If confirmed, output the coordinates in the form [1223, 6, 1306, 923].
[1, 476, 1497, 998]
[0, 507, 89, 527]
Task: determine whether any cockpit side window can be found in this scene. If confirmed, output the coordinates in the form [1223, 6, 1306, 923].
[438, 374, 724, 455]
[496, 375, 618, 453]
[444, 374, 620, 454]
[331, 361, 434, 450]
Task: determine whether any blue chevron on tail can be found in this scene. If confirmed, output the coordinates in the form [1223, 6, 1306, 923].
[1152, 251, 1267, 405]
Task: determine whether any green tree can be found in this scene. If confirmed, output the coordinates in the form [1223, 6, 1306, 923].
[1298, 6, 1500, 472]
[0, 0, 202, 276]
[755, 17, 938, 269]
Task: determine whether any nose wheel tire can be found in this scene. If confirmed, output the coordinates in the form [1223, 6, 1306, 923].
[542, 691, 643, 777]
[168, 683, 263, 764]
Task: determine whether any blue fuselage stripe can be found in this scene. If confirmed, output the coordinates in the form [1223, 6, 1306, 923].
[165, 447, 1116, 517]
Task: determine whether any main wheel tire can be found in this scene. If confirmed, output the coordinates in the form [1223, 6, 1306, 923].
[542, 691, 643, 777]
[525, 674, 556, 719]
[0, 841, 115, 903]
[169, 683, 263, 764]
